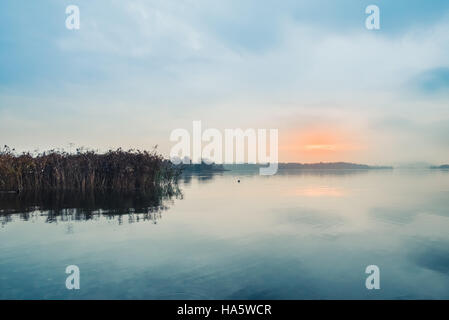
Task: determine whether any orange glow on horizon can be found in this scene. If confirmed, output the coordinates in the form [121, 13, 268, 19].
[293, 186, 345, 197]
[304, 144, 337, 151]
[280, 126, 363, 163]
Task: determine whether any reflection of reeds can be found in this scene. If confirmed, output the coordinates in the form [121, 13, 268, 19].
[0, 187, 183, 225]
[0, 146, 181, 192]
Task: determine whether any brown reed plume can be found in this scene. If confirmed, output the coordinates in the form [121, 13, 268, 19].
[0, 146, 181, 192]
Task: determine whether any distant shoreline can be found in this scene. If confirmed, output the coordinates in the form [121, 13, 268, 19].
[430, 164, 449, 169]
[177, 162, 394, 173]
[278, 162, 393, 170]
[222, 162, 393, 171]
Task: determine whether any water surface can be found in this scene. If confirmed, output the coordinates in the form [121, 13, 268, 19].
[1, 169, 449, 299]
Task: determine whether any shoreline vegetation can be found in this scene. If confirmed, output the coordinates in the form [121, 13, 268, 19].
[178, 160, 394, 173]
[0, 145, 400, 192]
[278, 162, 393, 170]
[2, 144, 445, 192]
[0, 146, 181, 193]
[220, 162, 394, 172]
[430, 164, 449, 169]
[225, 162, 393, 171]
[179, 161, 227, 173]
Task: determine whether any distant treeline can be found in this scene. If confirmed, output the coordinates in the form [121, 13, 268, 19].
[177, 161, 227, 173]
[430, 164, 449, 169]
[179, 161, 394, 172]
[0, 146, 181, 192]
[278, 162, 393, 170]
[222, 162, 393, 171]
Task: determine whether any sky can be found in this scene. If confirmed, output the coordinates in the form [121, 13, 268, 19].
[1, 0, 449, 165]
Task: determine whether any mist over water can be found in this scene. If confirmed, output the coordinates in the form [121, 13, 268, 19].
[1, 169, 449, 299]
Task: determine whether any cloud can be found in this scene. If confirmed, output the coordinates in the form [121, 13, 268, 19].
[1, 0, 449, 162]
[411, 67, 449, 94]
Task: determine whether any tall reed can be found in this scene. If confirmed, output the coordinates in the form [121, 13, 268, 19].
[0, 146, 181, 192]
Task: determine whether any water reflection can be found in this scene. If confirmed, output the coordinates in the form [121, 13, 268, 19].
[292, 186, 345, 197]
[2, 169, 449, 299]
[180, 168, 375, 184]
[181, 172, 221, 185]
[0, 186, 182, 225]
[409, 240, 449, 275]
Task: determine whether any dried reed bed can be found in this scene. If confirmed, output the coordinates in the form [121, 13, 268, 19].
[0, 146, 180, 192]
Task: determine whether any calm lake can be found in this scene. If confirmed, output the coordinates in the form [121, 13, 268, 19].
[1, 169, 449, 299]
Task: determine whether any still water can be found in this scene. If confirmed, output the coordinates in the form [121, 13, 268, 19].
[1, 169, 449, 299]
